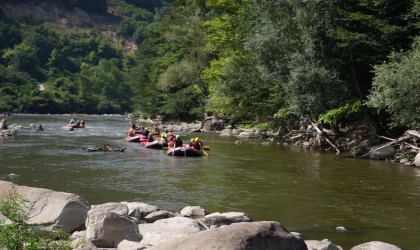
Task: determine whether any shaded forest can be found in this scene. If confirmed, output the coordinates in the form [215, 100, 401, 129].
[0, 0, 419, 132]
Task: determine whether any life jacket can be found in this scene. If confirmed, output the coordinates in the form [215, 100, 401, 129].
[169, 140, 175, 148]
[191, 141, 200, 150]
[127, 128, 135, 137]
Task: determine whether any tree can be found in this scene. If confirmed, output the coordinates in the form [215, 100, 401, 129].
[2, 40, 40, 79]
[367, 37, 420, 129]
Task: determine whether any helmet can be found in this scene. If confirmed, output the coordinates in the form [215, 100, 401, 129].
[176, 135, 180, 138]
[195, 137, 199, 142]
[191, 138, 194, 142]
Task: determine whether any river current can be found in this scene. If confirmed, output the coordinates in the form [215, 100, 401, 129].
[0, 114, 419, 249]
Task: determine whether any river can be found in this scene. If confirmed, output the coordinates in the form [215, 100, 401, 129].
[0, 114, 419, 249]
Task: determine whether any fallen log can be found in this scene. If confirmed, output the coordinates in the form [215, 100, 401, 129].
[311, 122, 340, 153]
[405, 130, 420, 139]
[359, 134, 412, 158]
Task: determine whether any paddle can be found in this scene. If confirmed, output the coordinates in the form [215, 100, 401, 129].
[203, 145, 210, 151]
[122, 137, 127, 142]
[202, 149, 208, 157]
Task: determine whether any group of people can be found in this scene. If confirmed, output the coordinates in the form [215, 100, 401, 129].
[127, 123, 151, 137]
[126, 123, 205, 150]
[69, 118, 85, 127]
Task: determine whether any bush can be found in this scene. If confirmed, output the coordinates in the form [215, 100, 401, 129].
[367, 37, 420, 129]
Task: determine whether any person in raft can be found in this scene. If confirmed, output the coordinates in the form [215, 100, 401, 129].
[36, 125, 44, 131]
[147, 132, 154, 142]
[160, 130, 168, 142]
[191, 137, 201, 150]
[169, 137, 176, 148]
[127, 123, 136, 137]
[143, 127, 150, 136]
[189, 138, 194, 147]
[175, 135, 183, 148]
[167, 133, 174, 142]
[69, 118, 75, 125]
[81, 120, 85, 127]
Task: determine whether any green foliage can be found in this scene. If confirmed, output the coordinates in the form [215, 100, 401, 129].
[0, 186, 28, 222]
[2, 40, 40, 79]
[0, 186, 72, 250]
[367, 37, 420, 129]
[318, 100, 362, 124]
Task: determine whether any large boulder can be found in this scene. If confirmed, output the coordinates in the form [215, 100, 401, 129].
[350, 241, 401, 250]
[0, 181, 90, 232]
[198, 212, 253, 228]
[152, 221, 307, 250]
[369, 145, 396, 159]
[85, 202, 141, 248]
[138, 217, 207, 247]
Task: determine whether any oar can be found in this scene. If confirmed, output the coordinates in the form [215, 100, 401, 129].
[122, 137, 127, 142]
[203, 145, 210, 151]
[202, 149, 208, 157]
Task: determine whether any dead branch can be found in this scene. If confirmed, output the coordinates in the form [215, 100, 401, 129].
[359, 134, 412, 158]
[311, 122, 340, 153]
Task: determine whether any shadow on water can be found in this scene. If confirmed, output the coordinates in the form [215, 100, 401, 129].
[1, 115, 420, 249]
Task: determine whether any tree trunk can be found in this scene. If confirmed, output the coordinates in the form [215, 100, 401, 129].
[350, 55, 378, 133]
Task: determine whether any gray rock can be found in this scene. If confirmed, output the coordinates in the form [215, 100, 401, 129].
[414, 152, 420, 167]
[305, 239, 343, 250]
[0, 212, 13, 225]
[399, 158, 408, 164]
[198, 212, 253, 228]
[180, 206, 208, 217]
[85, 212, 141, 248]
[0, 181, 90, 232]
[89, 203, 129, 219]
[117, 240, 149, 250]
[152, 221, 307, 250]
[144, 210, 174, 223]
[350, 241, 401, 250]
[370, 145, 396, 159]
[138, 217, 207, 247]
[121, 202, 159, 221]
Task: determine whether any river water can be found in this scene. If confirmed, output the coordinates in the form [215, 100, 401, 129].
[0, 114, 419, 249]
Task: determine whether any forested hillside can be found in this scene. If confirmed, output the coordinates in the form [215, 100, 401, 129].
[1, 0, 419, 131]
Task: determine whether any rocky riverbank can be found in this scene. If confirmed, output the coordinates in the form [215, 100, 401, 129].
[0, 180, 404, 250]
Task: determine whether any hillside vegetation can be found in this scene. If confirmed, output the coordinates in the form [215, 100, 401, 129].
[1, 0, 420, 134]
